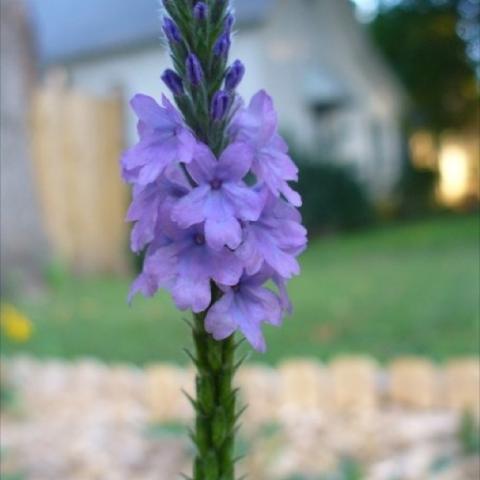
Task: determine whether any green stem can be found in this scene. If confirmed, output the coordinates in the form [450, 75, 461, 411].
[191, 309, 237, 480]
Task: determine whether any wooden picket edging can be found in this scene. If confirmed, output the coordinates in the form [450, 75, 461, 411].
[5, 355, 479, 423]
[30, 81, 129, 274]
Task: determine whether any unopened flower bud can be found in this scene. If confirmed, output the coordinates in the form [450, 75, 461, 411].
[161, 69, 184, 96]
[210, 90, 230, 121]
[163, 17, 182, 44]
[225, 60, 245, 91]
[213, 32, 231, 57]
[193, 2, 208, 21]
[224, 12, 235, 32]
[186, 53, 204, 86]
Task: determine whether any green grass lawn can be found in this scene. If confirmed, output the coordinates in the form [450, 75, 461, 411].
[2, 215, 479, 365]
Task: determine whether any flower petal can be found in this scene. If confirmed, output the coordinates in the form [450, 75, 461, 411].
[233, 90, 277, 146]
[128, 272, 158, 304]
[205, 215, 242, 250]
[249, 285, 282, 326]
[205, 292, 237, 340]
[202, 190, 241, 250]
[233, 294, 267, 352]
[236, 228, 265, 276]
[187, 143, 216, 184]
[248, 90, 278, 142]
[210, 248, 243, 286]
[217, 142, 253, 181]
[171, 275, 211, 312]
[222, 182, 264, 221]
[171, 184, 211, 228]
[130, 94, 175, 130]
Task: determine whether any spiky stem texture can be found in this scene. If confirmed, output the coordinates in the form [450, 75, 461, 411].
[162, 1, 243, 478]
[191, 311, 237, 480]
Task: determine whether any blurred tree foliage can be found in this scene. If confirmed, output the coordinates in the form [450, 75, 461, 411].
[459, 409, 480, 455]
[296, 160, 374, 234]
[396, 161, 439, 217]
[369, 0, 479, 132]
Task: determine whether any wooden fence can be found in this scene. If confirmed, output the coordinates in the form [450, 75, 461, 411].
[5, 355, 479, 423]
[31, 83, 129, 274]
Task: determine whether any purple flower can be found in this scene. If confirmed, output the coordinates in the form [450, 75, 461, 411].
[128, 235, 176, 304]
[163, 17, 182, 44]
[210, 90, 230, 121]
[186, 53, 204, 86]
[131, 223, 243, 313]
[123, 5, 308, 353]
[193, 2, 208, 21]
[172, 142, 263, 250]
[237, 188, 307, 279]
[126, 166, 190, 252]
[121, 95, 196, 185]
[161, 69, 184, 96]
[232, 90, 301, 206]
[205, 269, 283, 352]
[225, 60, 245, 91]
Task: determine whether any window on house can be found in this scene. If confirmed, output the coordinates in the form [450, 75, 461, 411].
[311, 102, 347, 159]
[370, 119, 384, 173]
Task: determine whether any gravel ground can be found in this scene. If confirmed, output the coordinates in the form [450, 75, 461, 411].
[1, 356, 478, 480]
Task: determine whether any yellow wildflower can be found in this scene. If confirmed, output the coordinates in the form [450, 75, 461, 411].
[0, 304, 33, 343]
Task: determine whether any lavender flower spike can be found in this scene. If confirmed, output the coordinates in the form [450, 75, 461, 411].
[186, 53, 204, 86]
[225, 60, 245, 91]
[161, 69, 184, 96]
[122, 1, 307, 476]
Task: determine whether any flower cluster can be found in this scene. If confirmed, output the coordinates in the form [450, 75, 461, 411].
[122, 1, 307, 352]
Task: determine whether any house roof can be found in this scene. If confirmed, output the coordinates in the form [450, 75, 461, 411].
[27, 0, 272, 65]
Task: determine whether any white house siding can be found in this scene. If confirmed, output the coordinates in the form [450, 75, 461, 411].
[255, 0, 405, 198]
[307, 0, 404, 197]
[68, 46, 170, 147]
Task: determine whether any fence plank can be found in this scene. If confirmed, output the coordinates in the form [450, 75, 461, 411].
[31, 84, 128, 274]
[331, 355, 379, 411]
[388, 357, 439, 409]
[444, 358, 480, 414]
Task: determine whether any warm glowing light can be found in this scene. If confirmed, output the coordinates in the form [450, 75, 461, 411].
[438, 144, 469, 205]
[409, 131, 437, 169]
